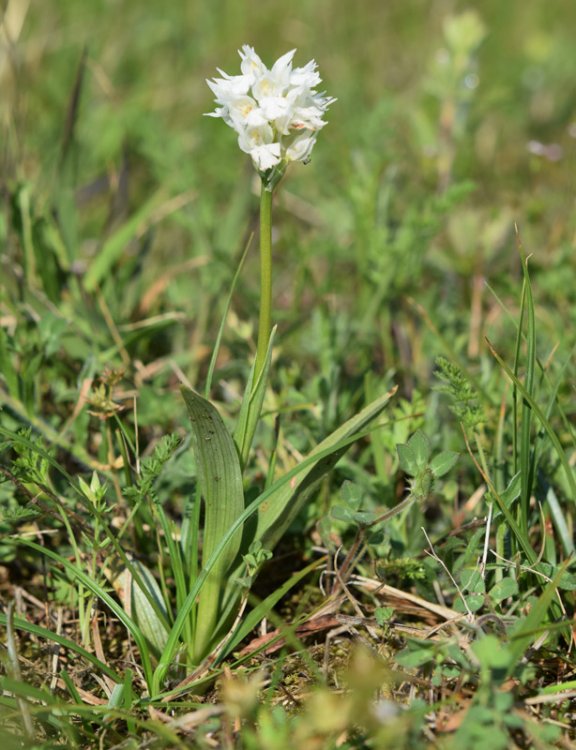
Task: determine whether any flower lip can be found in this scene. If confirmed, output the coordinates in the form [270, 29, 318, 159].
[206, 45, 335, 177]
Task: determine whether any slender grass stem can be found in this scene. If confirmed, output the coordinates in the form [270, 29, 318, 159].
[255, 182, 273, 381]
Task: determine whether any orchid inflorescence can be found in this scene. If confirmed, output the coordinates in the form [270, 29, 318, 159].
[206, 45, 335, 187]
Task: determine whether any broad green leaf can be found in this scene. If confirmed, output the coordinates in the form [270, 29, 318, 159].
[472, 634, 512, 672]
[454, 592, 484, 613]
[397, 431, 430, 476]
[331, 505, 354, 523]
[341, 479, 363, 510]
[395, 640, 436, 668]
[460, 568, 485, 594]
[255, 386, 397, 551]
[181, 387, 245, 660]
[397, 442, 418, 475]
[408, 431, 431, 468]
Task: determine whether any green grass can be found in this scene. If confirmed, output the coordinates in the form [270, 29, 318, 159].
[1, 1, 576, 747]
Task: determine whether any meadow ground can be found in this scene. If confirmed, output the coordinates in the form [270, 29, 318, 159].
[1, 1, 576, 747]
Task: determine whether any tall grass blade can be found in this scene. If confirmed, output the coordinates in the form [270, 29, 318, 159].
[204, 238, 251, 398]
[518, 257, 536, 534]
[507, 562, 567, 674]
[487, 340, 576, 502]
[219, 556, 325, 661]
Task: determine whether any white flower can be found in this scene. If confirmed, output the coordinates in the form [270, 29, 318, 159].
[237, 124, 282, 170]
[206, 45, 335, 181]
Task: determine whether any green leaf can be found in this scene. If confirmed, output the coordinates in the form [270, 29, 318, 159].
[489, 578, 519, 603]
[460, 568, 486, 594]
[429, 450, 459, 478]
[13, 538, 153, 689]
[0, 612, 121, 683]
[395, 640, 436, 668]
[409, 430, 431, 465]
[233, 327, 275, 468]
[398, 430, 430, 476]
[454, 592, 484, 612]
[331, 505, 354, 523]
[488, 340, 576, 503]
[374, 606, 394, 625]
[154, 386, 397, 694]
[341, 480, 363, 510]
[507, 563, 568, 673]
[128, 561, 169, 656]
[219, 557, 323, 663]
[181, 387, 245, 660]
[500, 472, 521, 507]
[255, 386, 397, 551]
[397, 443, 418, 475]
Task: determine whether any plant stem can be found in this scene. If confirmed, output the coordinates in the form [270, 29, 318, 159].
[255, 182, 273, 381]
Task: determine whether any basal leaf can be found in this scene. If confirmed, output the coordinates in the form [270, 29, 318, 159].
[127, 561, 170, 656]
[181, 387, 245, 660]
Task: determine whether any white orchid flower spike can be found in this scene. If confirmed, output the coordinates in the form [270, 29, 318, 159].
[206, 45, 335, 188]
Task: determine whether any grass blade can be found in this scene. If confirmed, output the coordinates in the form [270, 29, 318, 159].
[0, 613, 121, 682]
[218, 556, 325, 661]
[83, 191, 164, 292]
[487, 340, 576, 502]
[204, 237, 252, 398]
[13, 539, 154, 690]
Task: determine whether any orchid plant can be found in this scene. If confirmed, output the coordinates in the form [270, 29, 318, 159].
[146, 46, 396, 694]
[19, 47, 395, 699]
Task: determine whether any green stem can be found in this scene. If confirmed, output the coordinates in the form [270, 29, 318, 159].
[255, 182, 273, 381]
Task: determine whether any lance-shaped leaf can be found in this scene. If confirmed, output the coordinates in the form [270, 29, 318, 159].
[125, 561, 170, 657]
[181, 387, 245, 661]
[233, 327, 275, 468]
[256, 385, 397, 551]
